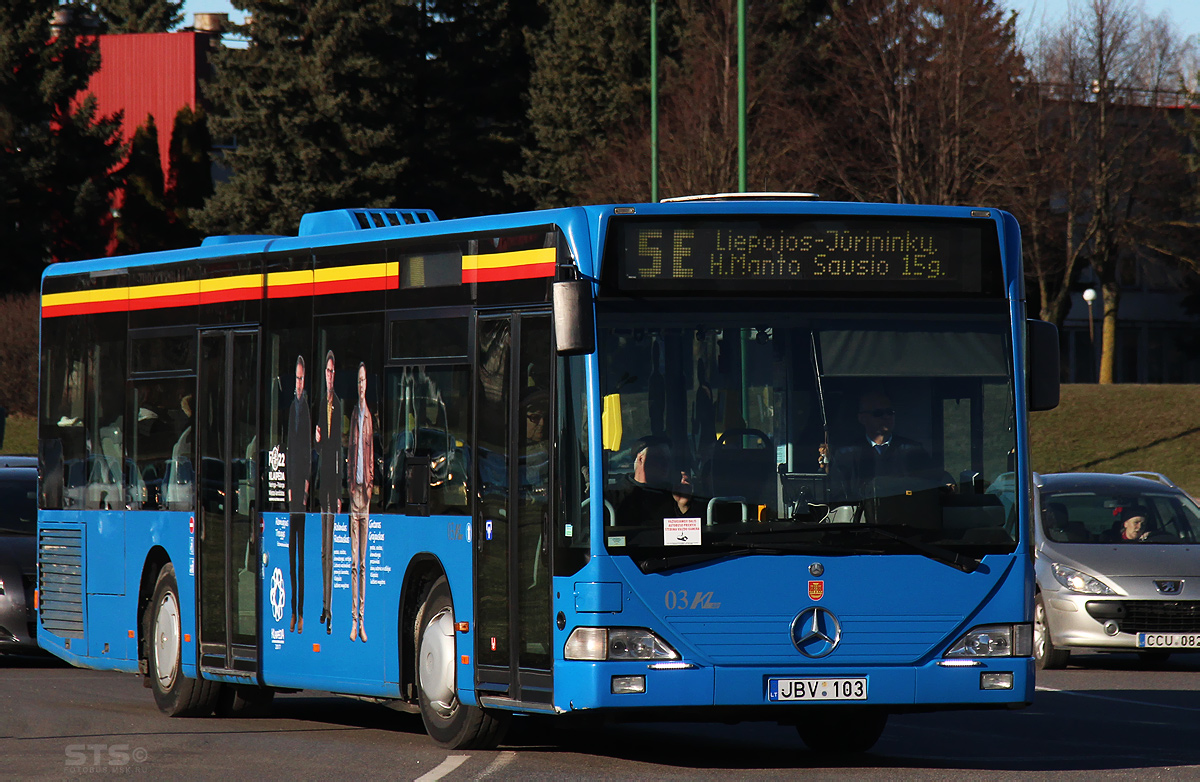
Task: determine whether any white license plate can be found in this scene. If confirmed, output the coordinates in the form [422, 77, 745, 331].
[768, 677, 867, 701]
[1137, 633, 1200, 649]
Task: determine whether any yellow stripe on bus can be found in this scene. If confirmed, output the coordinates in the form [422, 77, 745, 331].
[42, 288, 128, 307]
[314, 262, 393, 283]
[461, 247, 555, 271]
[127, 280, 200, 301]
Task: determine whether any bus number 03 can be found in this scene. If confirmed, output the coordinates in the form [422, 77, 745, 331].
[664, 589, 721, 610]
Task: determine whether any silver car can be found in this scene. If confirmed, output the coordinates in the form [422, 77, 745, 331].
[1033, 471, 1200, 669]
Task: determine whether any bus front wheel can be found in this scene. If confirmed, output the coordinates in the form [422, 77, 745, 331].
[414, 576, 508, 749]
[794, 708, 888, 754]
[145, 563, 219, 717]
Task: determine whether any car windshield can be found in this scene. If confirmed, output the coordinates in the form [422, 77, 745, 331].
[597, 301, 1017, 569]
[1041, 489, 1200, 544]
[0, 475, 37, 535]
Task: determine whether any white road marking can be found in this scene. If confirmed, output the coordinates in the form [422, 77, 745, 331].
[415, 754, 469, 782]
[476, 751, 517, 778]
[1036, 684, 1200, 713]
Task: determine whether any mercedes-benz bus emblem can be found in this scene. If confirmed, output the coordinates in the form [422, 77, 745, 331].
[790, 607, 842, 658]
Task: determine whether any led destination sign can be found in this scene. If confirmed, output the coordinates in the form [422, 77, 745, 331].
[613, 217, 999, 294]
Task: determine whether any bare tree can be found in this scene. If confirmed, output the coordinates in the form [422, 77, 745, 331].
[1033, 0, 1190, 382]
[812, 0, 1029, 206]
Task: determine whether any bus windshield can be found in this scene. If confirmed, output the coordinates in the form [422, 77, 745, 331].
[598, 301, 1017, 568]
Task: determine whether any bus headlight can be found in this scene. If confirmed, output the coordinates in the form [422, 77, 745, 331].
[945, 624, 1032, 658]
[564, 627, 680, 661]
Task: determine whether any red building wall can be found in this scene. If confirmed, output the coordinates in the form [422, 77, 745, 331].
[84, 31, 215, 181]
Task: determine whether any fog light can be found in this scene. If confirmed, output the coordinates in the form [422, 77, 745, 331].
[980, 671, 1013, 690]
[1103, 620, 1120, 636]
[611, 675, 645, 694]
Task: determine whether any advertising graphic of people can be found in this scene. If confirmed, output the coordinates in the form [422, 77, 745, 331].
[315, 349, 342, 636]
[287, 355, 311, 634]
[348, 362, 373, 642]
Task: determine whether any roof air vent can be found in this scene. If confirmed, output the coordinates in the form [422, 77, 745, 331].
[298, 208, 439, 237]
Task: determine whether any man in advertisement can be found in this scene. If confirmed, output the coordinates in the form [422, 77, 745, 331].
[315, 349, 342, 635]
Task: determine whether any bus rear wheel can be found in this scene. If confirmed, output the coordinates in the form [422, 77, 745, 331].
[414, 576, 508, 749]
[145, 563, 219, 717]
[794, 708, 888, 755]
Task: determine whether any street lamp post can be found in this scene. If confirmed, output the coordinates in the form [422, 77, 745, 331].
[1083, 288, 1097, 382]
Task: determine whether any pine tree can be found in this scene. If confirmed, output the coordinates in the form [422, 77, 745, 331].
[92, 0, 182, 33]
[196, 0, 426, 235]
[115, 115, 172, 255]
[0, 1, 124, 291]
[414, 0, 541, 218]
[510, 0, 649, 208]
[166, 104, 213, 245]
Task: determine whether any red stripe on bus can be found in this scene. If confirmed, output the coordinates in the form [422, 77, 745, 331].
[267, 283, 314, 299]
[311, 277, 390, 296]
[462, 262, 555, 284]
[198, 287, 262, 305]
[41, 299, 128, 318]
[128, 293, 201, 311]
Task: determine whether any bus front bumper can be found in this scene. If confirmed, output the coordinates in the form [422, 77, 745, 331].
[551, 658, 1034, 713]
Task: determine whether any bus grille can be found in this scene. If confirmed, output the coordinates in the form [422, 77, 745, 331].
[38, 527, 84, 638]
[666, 613, 962, 664]
[1122, 601, 1200, 634]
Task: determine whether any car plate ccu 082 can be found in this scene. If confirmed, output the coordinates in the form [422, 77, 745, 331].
[768, 677, 868, 701]
[1137, 633, 1200, 649]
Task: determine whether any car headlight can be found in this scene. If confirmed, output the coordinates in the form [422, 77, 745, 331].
[945, 624, 1032, 658]
[1052, 562, 1116, 595]
[564, 627, 680, 661]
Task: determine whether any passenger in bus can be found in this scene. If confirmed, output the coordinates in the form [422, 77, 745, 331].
[314, 349, 342, 635]
[287, 355, 311, 634]
[829, 390, 937, 503]
[348, 362, 374, 642]
[608, 437, 694, 525]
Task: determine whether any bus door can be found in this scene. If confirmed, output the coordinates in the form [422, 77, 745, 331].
[474, 312, 553, 706]
[196, 329, 261, 675]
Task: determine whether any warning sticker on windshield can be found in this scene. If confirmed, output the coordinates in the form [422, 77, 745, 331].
[664, 517, 702, 546]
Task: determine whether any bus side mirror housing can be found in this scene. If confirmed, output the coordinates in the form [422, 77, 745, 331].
[1027, 319, 1060, 412]
[553, 280, 596, 356]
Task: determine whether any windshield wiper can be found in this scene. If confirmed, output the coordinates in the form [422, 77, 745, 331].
[844, 524, 981, 573]
[637, 541, 883, 574]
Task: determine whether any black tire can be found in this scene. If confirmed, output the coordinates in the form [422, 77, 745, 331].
[145, 563, 220, 717]
[1034, 594, 1070, 670]
[794, 707, 888, 754]
[414, 577, 508, 749]
[1137, 650, 1171, 667]
[215, 684, 275, 718]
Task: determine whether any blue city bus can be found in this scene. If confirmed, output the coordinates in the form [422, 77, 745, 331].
[37, 195, 1059, 752]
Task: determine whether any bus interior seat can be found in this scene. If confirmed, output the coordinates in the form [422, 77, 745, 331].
[709, 428, 774, 510]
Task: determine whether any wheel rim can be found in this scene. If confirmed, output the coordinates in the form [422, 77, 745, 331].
[419, 606, 458, 718]
[1033, 599, 1048, 661]
[154, 591, 181, 689]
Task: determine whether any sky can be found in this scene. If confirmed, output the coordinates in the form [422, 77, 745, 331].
[1005, 0, 1200, 43]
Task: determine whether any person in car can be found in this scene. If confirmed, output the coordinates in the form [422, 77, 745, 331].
[1118, 506, 1152, 542]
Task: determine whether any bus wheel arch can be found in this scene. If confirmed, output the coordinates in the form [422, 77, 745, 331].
[143, 561, 220, 716]
[412, 573, 508, 749]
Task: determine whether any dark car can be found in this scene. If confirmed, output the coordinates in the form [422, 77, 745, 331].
[0, 455, 39, 656]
